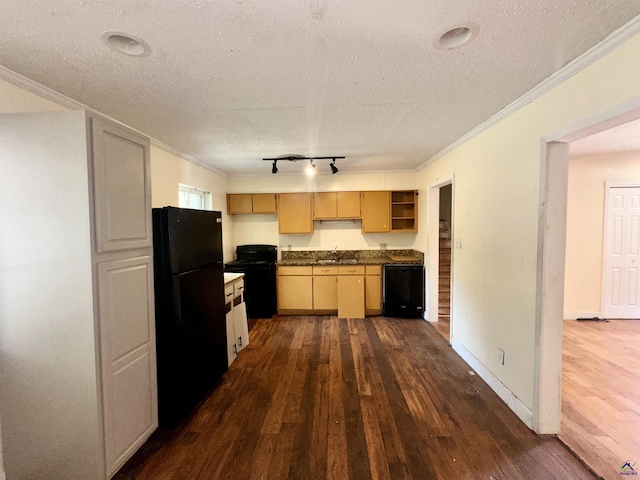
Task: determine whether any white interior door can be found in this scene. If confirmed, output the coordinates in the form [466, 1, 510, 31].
[603, 185, 640, 318]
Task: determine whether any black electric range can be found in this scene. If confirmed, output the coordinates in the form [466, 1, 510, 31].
[225, 244, 277, 319]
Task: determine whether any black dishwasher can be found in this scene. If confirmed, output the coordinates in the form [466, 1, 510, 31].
[383, 264, 425, 318]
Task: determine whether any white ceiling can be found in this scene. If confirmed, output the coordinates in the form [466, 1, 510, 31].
[570, 118, 640, 156]
[1, 1, 639, 175]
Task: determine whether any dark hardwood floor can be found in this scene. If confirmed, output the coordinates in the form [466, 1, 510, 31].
[115, 316, 594, 480]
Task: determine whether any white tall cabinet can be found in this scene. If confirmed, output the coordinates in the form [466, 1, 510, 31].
[0, 111, 157, 479]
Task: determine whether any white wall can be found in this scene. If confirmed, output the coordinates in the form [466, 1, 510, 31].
[417, 32, 640, 422]
[0, 75, 71, 480]
[149, 145, 234, 262]
[227, 171, 418, 256]
[0, 111, 103, 479]
[564, 151, 640, 318]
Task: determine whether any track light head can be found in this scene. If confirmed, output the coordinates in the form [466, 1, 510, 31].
[305, 159, 316, 176]
[262, 155, 344, 174]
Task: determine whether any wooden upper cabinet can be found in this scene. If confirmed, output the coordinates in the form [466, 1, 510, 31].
[227, 193, 277, 214]
[313, 191, 361, 219]
[252, 193, 277, 213]
[337, 191, 361, 218]
[227, 194, 253, 214]
[278, 193, 313, 234]
[361, 191, 390, 233]
[313, 192, 337, 218]
[91, 117, 151, 253]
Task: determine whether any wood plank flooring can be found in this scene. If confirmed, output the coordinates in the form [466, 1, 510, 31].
[115, 316, 594, 480]
[560, 319, 640, 480]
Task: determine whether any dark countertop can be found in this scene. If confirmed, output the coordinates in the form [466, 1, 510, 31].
[277, 249, 423, 267]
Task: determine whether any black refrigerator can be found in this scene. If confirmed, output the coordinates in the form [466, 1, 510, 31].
[152, 207, 227, 426]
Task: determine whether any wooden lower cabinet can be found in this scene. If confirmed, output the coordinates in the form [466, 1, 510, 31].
[312, 266, 338, 310]
[278, 264, 382, 317]
[277, 266, 313, 311]
[338, 275, 365, 318]
[365, 265, 382, 315]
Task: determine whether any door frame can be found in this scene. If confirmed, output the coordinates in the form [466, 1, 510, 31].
[534, 97, 640, 433]
[427, 175, 454, 339]
[601, 182, 640, 318]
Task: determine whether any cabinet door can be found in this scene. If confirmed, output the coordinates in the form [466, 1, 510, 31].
[361, 191, 390, 233]
[225, 286, 236, 365]
[91, 118, 151, 252]
[97, 256, 157, 476]
[278, 193, 313, 234]
[337, 191, 361, 218]
[233, 295, 249, 351]
[338, 275, 365, 318]
[226, 308, 236, 366]
[313, 275, 338, 310]
[278, 275, 313, 310]
[365, 274, 382, 313]
[252, 193, 277, 213]
[313, 192, 337, 219]
[227, 194, 253, 214]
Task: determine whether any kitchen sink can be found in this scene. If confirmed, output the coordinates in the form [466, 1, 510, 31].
[315, 258, 359, 264]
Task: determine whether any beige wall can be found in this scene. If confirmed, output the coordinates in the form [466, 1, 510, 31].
[417, 33, 640, 412]
[0, 78, 68, 113]
[564, 151, 640, 318]
[149, 146, 234, 261]
[227, 171, 418, 256]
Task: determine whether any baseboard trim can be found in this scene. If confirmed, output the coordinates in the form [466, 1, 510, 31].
[563, 311, 601, 320]
[451, 338, 533, 429]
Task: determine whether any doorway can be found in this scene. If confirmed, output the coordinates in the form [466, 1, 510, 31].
[537, 103, 640, 478]
[427, 176, 454, 341]
[437, 185, 453, 341]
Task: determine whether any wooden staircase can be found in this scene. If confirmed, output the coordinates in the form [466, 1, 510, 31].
[438, 222, 451, 322]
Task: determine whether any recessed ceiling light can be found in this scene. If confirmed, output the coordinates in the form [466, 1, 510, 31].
[434, 23, 479, 50]
[102, 32, 151, 57]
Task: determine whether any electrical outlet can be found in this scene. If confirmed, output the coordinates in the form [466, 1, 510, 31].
[498, 348, 505, 366]
[287, 244, 292, 251]
[380, 243, 387, 250]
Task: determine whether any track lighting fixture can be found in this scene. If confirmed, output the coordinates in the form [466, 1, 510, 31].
[305, 159, 316, 176]
[262, 155, 345, 175]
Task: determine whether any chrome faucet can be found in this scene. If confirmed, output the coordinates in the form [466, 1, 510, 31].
[332, 245, 338, 261]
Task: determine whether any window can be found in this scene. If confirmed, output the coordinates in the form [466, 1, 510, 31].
[179, 184, 212, 210]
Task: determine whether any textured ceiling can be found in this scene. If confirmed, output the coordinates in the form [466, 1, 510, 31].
[1, 1, 639, 175]
[570, 118, 640, 156]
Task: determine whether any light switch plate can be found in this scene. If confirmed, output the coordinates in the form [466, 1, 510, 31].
[455, 238, 462, 248]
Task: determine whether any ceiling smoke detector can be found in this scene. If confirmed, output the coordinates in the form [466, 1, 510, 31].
[102, 32, 151, 57]
[434, 23, 479, 50]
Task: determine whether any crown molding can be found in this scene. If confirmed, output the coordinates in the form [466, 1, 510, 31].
[417, 15, 640, 171]
[149, 139, 227, 176]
